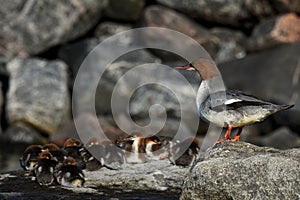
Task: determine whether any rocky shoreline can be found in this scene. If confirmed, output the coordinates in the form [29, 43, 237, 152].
[1, 141, 299, 199]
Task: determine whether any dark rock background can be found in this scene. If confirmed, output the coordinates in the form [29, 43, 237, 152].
[0, 0, 299, 182]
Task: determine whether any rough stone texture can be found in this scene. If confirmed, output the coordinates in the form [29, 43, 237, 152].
[2, 122, 46, 144]
[94, 57, 161, 115]
[181, 141, 300, 200]
[248, 13, 300, 52]
[0, 0, 107, 59]
[6, 58, 70, 134]
[86, 159, 188, 191]
[58, 22, 133, 79]
[129, 82, 198, 135]
[210, 27, 247, 63]
[0, 169, 180, 199]
[219, 42, 300, 134]
[51, 113, 126, 146]
[94, 21, 133, 41]
[58, 38, 99, 78]
[254, 126, 300, 149]
[157, 0, 275, 28]
[143, 5, 218, 59]
[270, 0, 300, 13]
[0, 82, 3, 134]
[104, 0, 145, 21]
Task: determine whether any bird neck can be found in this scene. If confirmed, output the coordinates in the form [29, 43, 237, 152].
[196, 76, 226, 112]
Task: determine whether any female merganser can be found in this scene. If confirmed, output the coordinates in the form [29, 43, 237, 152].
[168, 137, 200, 167]
[176, 59, 294, 145]
[34, 150, 58, 186]
[55, 157, 85, 187]
[19, 145, 43, 171]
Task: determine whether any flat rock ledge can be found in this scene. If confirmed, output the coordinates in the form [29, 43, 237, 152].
[1, 141, 299, 199]
[0, 159, 186, 199]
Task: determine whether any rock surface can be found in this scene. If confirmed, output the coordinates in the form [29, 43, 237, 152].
[2, 122, 46, 144]
[255, 126, 300, 149]
[1, 141, 299, 199]
[248, 13, 300, 51]
[210, 27, 246, 63]
[6, 58, 70, 134]
[94, 21, 133, 41]
[157, 0, 275, 28]
[143, 5, 218, 60]
[104, 0, 145, 21]
[0, 170, 180, 199]
[270, 0, 300, 13]
[0, 0, 107, 59]
[181, 141, 300, 200]
[86, 159, 187, 191]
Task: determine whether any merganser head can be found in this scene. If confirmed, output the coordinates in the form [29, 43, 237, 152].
[38, 150, 53, 160]
[63, 157, 77, 166]
[63, 138, 82, 147]
[86, 137, 101, 148]
[43, 143, 60, 151]
[175, 59, 221, 80]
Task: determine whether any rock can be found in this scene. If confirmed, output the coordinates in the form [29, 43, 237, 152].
[58, 22, 133, 77]
[86, 159, 188, 191]
[133, 118, 198, 140]
[51, 113, 125, 146]
[104, 0, 145, 21]
[107, 62, 201, 138]
[270, 0, 300, 13]
[94, 21, 133, 41]
[0, 0, 107, 59]
[143, 5, 218, 60]
[74, 55, 161, 116]
[2, 122, 47, 144]
[248, 13, 300, 52]
[157, 0, 275, 28]
[0, 82, 3, 132]
[219, 42, 300, 133]
[0, 168, 180, 199]
[210, 27, 247, 63]
[58, 38, 99, 78]
[253, 126, 300, 149]
[6, 58, 70, 134]
[129, 83, 198, 136]
[181, 141, 300, 199]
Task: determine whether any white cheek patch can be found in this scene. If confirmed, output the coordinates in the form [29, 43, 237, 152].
[224, 99, 242, 105]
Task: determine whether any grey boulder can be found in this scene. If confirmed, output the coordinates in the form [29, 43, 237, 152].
[181, 141, 300, 200]
[6, 58, 70, 134]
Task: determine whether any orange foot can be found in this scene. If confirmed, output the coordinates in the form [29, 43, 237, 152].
[212, 125, 233, 147]
[230, 135, 240, 141]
